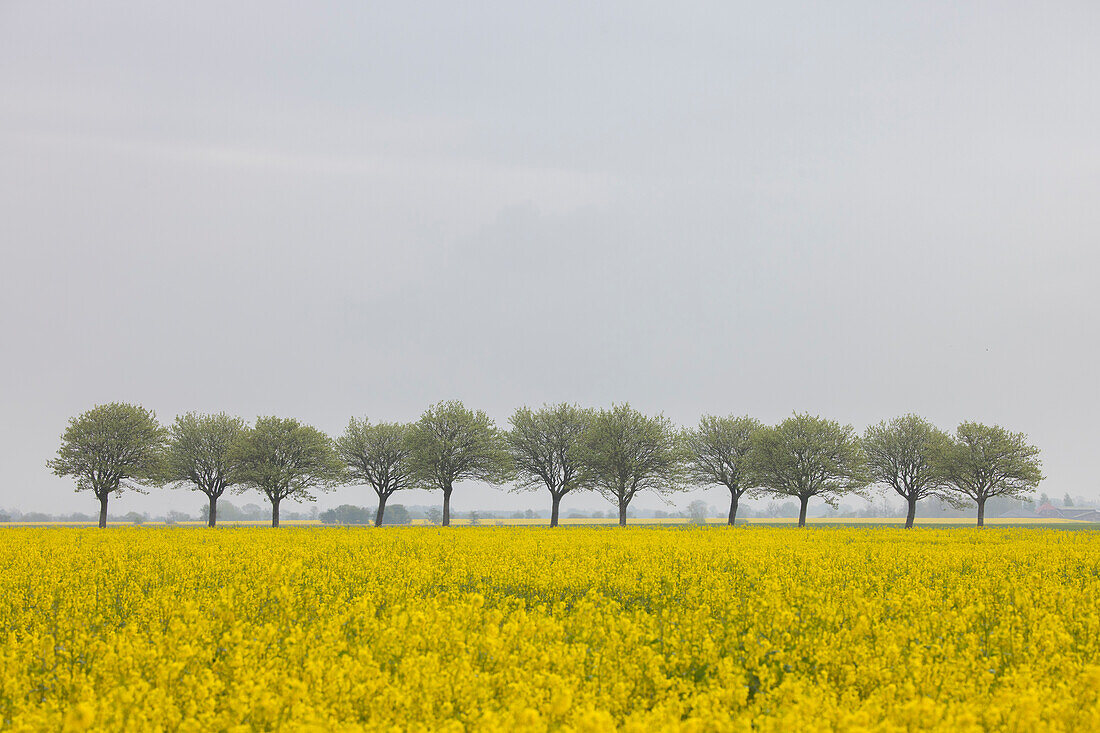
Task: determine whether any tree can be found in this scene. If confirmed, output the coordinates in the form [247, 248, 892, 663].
[686, 499, 709, 525]
[578, 404, 682, 526]
[335, 418, 416, 526]
[426, 506, 443, 525]
[861, 414, 952, 529]
[407, 401, 512, 527]
[230, 417, 343, 527]
[319, 504, 374, 525]
[163, 412, 245, 527]
[383, 504, 412, 525]
[682, 415, 762, 526]
[752, 413, 868, 527]
[199, 499, 250, 522]
[507, 403, 593, 527]
[47, 403, 166, 528]
[1064, 493, 1074, 507]
[942, 422, 1043, 527]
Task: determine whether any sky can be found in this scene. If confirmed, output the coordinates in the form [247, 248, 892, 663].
[1, 1, 1098, 517]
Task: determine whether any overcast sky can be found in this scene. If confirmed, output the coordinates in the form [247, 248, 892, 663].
[1, 1, 1097, 517]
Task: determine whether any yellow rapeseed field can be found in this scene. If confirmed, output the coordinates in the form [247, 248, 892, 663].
[1, 527, 1099, 732]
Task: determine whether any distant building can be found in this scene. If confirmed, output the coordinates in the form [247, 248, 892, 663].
[1034, 503, 1100, 521]
[1060, 509, 1100, 522]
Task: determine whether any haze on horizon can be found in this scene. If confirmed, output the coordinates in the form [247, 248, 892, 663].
[1, 2, 1098, 517]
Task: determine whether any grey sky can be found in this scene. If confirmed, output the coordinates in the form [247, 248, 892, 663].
[2, 1, 1098, 516]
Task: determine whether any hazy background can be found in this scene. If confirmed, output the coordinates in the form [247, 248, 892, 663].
[2, 1, 1097, 517]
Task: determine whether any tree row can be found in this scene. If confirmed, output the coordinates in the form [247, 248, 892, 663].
[48, 401, 1043, 529]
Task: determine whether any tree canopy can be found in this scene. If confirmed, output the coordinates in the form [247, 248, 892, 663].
[752, 413, 868, 527]
[43, 402, 1046, 529]
[579, 404, 682, 526]
[164, 412, 246, 527]
[334, 417, 417, 526]
[407, 401, 512, 526]
[942, 422, 1043, 526]
[682, 415, 762, 525]
[230, 417, 343, 527]
[47, 402, 166, 527]
[507, 403, 593, 527]
[862, 414, 952, 528]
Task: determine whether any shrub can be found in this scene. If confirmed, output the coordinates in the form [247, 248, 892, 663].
[319, 505, 374, 525]
[382, 505, 412, 525]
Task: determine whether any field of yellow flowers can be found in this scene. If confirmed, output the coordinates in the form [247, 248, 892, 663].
[2, 526, 1099, 731]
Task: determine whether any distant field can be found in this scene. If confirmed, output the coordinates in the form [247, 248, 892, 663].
[438, 516, 1097, 527]
[2, 516, 1096, 528]
[2, 525, 1099, 730]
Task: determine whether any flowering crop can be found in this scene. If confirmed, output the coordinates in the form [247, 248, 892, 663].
[1, 526, 1099, 731]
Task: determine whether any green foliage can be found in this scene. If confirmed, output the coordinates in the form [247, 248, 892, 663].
[198, 500, 267, 522]
[862, 415, 952, 512]
[407, 401, 511, 526]
[319, 504, 374, 525]
[47, 402, 167, 499]
[334, 418, 416, 502]
[942, 422, 1043, 509]
[682, 415, 763, 496]
[682, 414, 763, 525]
[507, 404, 593, 525]
[406, 401, 511, 527]
[752, 413, 869, 508]
[230, 417, 342, 510]
[579, 404, 682, 524]
[408, 401, 512, 490]
[383, 504, 412, 525]
[686, 499, 709, 525]
[164, 412, 245, 498]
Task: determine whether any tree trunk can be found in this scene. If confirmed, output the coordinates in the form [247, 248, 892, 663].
[271, 497, 281, 528]
[98, 493, 109, 528]
[976, 497, 985, 528]
[550, 493, 561, 528]
[728, 494, 739, 526]
[905, 496, 917, 529]
[618, 498, 628, 527]
[208, 494, 218, 528]
[798, 495, 809, 528]
[442, 483, 452, 527]
[375, 493, 387, 527]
